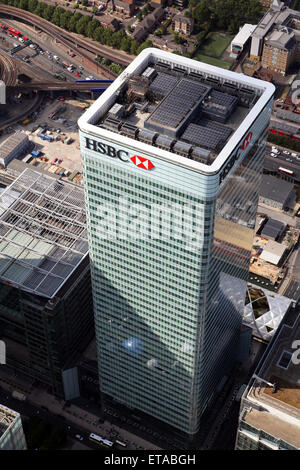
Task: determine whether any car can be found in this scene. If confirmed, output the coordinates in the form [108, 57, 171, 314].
[58, 159, 63, 164]
[75, 434, 83, 441]
[75, 72, 80, 77]
[291, 153, 298, 157]
[270, 153, 277, 157]
[283, 150, 290, 155]
[286, 158, 293, 162]
[54, 158, 58, 163]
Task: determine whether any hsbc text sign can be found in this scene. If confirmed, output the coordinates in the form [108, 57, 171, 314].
[84, 137, 155, 170]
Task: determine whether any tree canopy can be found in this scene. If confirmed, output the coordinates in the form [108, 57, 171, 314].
[188, 0, 263, 34]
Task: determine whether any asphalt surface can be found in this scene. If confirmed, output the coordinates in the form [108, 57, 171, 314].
[284, 279, 300, 301]
[0, 387, 103, 450]
[264, 144, 300, 183]
[1, 20, 104, 82]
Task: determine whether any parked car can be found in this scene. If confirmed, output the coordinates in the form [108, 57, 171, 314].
[75, 434, 83, 441]
[283, 150, 290, 155]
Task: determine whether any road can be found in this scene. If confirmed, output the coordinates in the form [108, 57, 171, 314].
[0, 386, 100, 450]
[257, 204, 297, 226]
[264, 143, 300, 183]
[0, 5, 117, 79]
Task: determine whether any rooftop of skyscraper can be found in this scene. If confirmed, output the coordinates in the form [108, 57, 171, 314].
[0, 168, 88, 299]
[241, 307, 300, 448]
[79, 48, 274, 174]
[0, 404, 18, 439]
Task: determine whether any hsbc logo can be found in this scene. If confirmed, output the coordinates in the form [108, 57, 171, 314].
[85, 137, 155, 170]
[242, 132, 253, 150]
[131, 155, 154, 170]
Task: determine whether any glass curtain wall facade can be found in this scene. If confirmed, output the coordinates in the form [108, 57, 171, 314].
[79, 49, 274, 435]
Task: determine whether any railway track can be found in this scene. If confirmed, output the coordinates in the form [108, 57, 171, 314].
[9, 81, 111, 91]
[0, 91, 43, 131]
[0, 48, 18, 85]
[0, 5, 131, 79]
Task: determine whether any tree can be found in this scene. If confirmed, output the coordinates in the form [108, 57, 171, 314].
[28, 0, 38, 12]
[42, 4, 55, 21]
[137, 39, 152, 55]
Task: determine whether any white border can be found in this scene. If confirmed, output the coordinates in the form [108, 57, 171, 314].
[78, 48, 275, 176]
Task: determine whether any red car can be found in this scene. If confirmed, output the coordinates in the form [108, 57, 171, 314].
[58, 159, 63, 164]
[54, 158, 58, 163]
[75, 72, 80, 77]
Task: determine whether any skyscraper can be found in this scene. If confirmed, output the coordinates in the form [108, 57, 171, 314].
[79, 49, 275, 435]
[0, 404, 26, 450]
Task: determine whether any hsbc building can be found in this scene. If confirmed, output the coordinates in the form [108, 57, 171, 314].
[79, 49, 274, 436]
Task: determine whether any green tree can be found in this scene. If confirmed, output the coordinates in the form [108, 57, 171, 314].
[137, 39, 152, 55]
[27, 0, 38, 12]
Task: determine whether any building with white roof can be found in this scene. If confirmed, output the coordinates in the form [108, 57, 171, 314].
[231, 24, 257, 58]
[260, 239, 287, 265]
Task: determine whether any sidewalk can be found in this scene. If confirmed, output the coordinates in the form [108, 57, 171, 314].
[28, 388, 160, 450]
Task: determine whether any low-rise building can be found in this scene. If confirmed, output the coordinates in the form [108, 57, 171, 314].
[260, 239, 287, 265]
[0, 132, 29, 168]
[261, 218, 286, 240]
[98, 16, 120, 31]
[0, 404, 26, 450]
[231, 24, 257, 58]
[173, 14, 194, 35]
[133, 7, 164, 42]
[236, 307, 300, 450]
[259, 174, 295, 210]
[97, 0, 135, 17]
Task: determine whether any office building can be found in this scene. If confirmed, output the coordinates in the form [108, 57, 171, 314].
[251, 0, 300, 75]
[259, 174, 295, 210]
[0, 168, 94, 398]
[236, 307, 300, 450]
[79, 48, 275, 435]
[0, 404, 26, 450]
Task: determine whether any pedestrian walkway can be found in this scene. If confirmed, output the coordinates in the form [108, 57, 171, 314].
[28, 388, 160, 450]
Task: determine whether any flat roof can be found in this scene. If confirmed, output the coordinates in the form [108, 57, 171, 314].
[0, 404, 18, 439]
[78, 48, 275, 176]
[261, 218, 285, 239]
[232, 24, 257, 48]
[0, 132, 28, 160]
[259, 174, 293, 204]
[260, 239, 287, 263]
[0, 168, 88, 299]
[243, 309, 300, 447]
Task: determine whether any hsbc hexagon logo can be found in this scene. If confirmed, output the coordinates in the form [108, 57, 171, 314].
[242, 132, 253, 150]
[130, 155, 155, 170]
